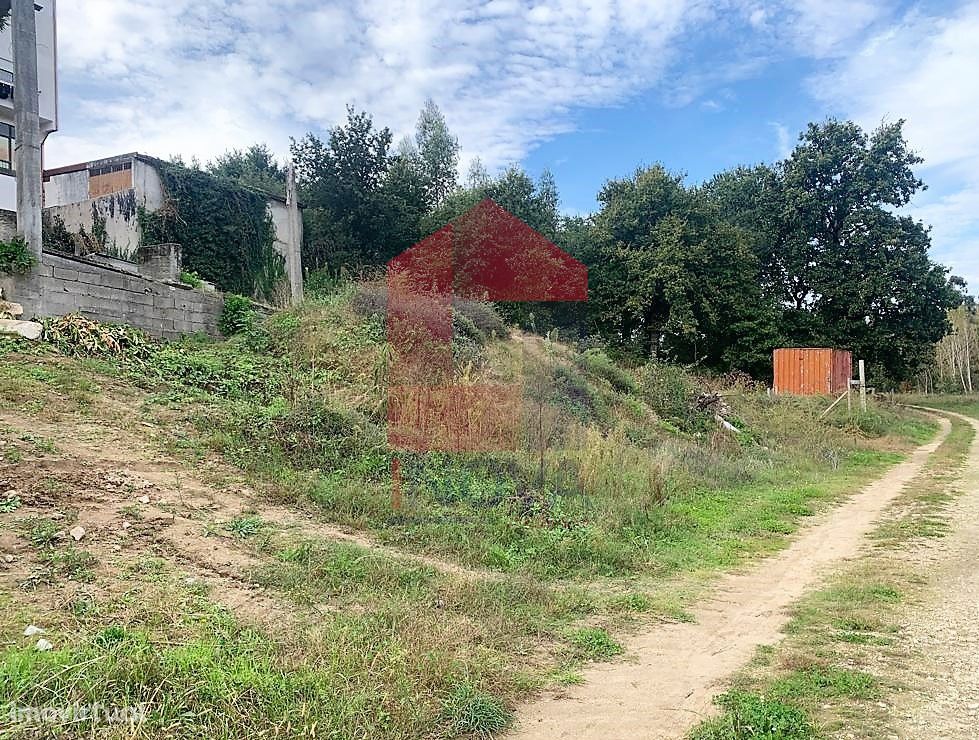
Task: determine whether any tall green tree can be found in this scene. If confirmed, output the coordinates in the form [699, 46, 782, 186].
[290, 106, 394, 271]
[207, 144, 286, 196]
[587, 165, 776, 372]
[415, 99, 460, 208]
[770, 119, 961, 382]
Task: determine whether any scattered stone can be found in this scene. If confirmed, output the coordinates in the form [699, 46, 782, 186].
[0, 320, 43, 341]
[0, 299, 23, 318]
[137, 495, 150, 504]
[69, 525, 86, 542]
[35, 638, 53, 651]
[23, 625, 45, 637]
[3, 554, 13, 563]
[121, 521, 131, 530]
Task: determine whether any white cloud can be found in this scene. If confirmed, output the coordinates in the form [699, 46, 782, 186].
[806, 1, 979, 291]
[770, 121, 791, 159]
[48, 0, 716, 171]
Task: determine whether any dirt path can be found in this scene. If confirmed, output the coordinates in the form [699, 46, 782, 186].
[0, 409, 492, 626]
[510, 416, 951, 740]
[891, 409, 979, 738]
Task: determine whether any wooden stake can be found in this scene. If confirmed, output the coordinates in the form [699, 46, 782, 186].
[391, 456, 402, 511]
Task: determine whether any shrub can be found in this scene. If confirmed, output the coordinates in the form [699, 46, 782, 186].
[455, 297, 508, 338]
[179, 270, 203, 289]
[0, 236, 36, 275]
[219, 294, 258, 336]
[271, 399, 381, 470]
[147, 342, 279, 400]
[577, 349, 638, 394]
[639, 362, 708, 431]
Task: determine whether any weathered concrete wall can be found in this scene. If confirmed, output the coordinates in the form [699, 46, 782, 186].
[0, 208, 15, 242]
[42, 155, 304, 304]
[44, 189, 143, 258]
[43, 168, 88, 204]
[0, 251, 223, 339]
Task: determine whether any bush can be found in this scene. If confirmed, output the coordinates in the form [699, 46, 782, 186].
[219, 294, 258, 336]
[271, 399, 381, 470]
[0, 236, 36, 275]
[147, 342, 279, 400]
[179, 270, 203, 288]
[577, 349, 638, 394]
[640, 362, 708, 431]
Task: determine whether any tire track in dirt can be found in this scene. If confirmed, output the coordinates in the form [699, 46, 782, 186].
[509, 415, 950, 740]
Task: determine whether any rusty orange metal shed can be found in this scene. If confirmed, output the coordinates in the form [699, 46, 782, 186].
[773, 348, 852, 395]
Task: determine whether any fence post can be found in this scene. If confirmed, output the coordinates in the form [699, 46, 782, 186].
[858, 360, 867, 413]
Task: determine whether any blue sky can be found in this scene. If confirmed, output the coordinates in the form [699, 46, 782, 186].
[53, 0, 979, 290]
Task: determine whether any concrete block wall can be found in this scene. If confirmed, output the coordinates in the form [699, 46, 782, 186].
[1, 251, 224, 339]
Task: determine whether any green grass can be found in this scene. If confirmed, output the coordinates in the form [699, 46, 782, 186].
[690, 691, 816, 740]
[225, 513, 266, 538]
[567, 627, 623, 660]
[0, 290, 947, 740]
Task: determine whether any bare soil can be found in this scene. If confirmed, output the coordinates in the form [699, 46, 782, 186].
[889, 410, 979, 739]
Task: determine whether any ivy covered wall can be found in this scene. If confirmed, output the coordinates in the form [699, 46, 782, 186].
[139, 160, 286, 301]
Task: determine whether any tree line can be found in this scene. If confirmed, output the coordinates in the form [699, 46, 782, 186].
[204, 102, 965, 385]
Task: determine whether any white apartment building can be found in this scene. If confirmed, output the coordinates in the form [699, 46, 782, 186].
[0, 1, 58, 213]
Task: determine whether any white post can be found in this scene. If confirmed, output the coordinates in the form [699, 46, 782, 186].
[858, 359, 867, 413]
[12, 0, 42, 260]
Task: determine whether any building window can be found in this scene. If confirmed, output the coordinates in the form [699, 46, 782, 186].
[0, 124, 13, 175]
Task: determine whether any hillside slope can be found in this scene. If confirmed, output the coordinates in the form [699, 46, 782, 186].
[0, 284, 936, 738]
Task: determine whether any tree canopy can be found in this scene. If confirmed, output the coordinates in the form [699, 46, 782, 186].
[215, 112, 962, 384]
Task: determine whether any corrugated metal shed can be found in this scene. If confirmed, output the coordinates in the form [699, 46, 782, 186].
[773, 348, 852, 395]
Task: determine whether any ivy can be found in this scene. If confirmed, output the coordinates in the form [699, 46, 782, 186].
[139, 160, 285, 301]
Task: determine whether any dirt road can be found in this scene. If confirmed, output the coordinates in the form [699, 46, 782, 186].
[892, 409, 979, 738]
[510, 416, 951, 740]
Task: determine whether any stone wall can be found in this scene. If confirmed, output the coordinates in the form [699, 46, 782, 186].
[0, 251, 224, 339]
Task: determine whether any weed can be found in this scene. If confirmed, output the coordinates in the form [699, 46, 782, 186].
[39, 547, 98, 582]
[568, 627, 623, 660]
[219, 294, 259, 336]
[23, 517, 62, 548]
[0, 493, 21, 513]
[0, 235, 35, 275]
[225, 514, 265, 539]
[690, 690, 816, 739]
[441, 683, 511, 737]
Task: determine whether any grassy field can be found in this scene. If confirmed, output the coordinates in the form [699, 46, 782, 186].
[0, 286, 940, 738]
[689, 403, 976, 739]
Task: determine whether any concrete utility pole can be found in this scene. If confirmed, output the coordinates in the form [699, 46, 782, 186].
[11, 0, 41, 259]
[284, 164, 304, 305]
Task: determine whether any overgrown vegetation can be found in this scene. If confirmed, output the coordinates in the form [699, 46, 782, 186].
[0, 236, 35, 275]
[139, 158, 285, 301]
[0, 288, 940, 739]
